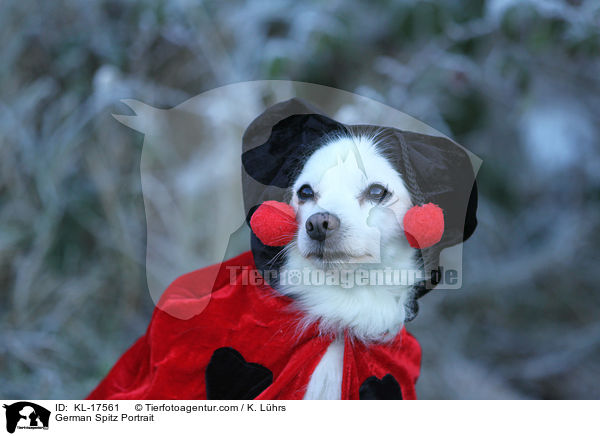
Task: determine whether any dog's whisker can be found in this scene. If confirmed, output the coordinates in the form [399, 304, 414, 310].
[265, 241, 297, 269]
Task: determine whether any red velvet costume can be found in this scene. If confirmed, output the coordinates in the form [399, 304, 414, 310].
[87, 251, 421, 400]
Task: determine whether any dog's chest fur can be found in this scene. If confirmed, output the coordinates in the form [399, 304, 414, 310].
[303, 339, 345, 400]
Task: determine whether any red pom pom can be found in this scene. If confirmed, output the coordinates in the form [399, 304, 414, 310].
[403, 203, 445, 249]
[250, 201, 298, 246]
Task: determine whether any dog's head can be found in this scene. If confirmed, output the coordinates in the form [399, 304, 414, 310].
[290, 133, 412, 265]
[242, 100, 478, 339]
[242, 99, 478, 329]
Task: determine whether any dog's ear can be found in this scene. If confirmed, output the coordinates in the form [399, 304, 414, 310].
[387, 130, 478, 248]
[242, 113, 348, 189]
[382, 129, 478, 300]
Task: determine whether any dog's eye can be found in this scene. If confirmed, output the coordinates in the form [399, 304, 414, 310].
[297, 184, 315, 201]
[366, 184, 389, 202]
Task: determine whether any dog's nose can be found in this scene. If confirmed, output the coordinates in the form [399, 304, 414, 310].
[305, 212, 340, 241]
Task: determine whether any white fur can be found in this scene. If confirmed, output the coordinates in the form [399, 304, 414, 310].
[303, 339, 344, 400]
[280, 134, 418, 399]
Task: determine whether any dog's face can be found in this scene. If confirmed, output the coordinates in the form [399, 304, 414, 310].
[290, 135, 413, 265]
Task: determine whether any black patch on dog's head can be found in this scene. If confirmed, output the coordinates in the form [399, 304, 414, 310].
[242, 113, 349, 189]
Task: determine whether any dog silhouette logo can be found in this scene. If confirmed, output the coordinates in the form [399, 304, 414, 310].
[3, 402, 50, 433]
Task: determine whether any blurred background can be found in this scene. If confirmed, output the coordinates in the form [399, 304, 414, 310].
[1, 0, 599, 399]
